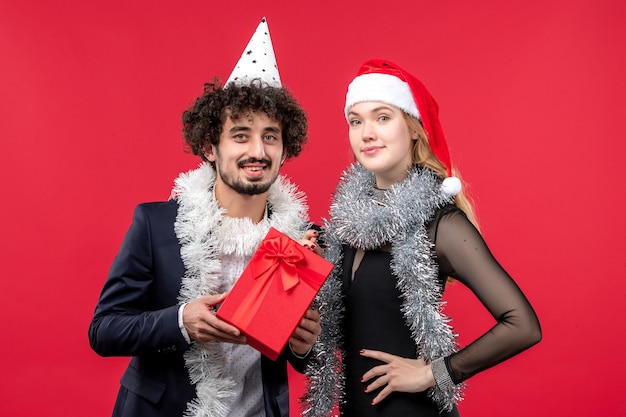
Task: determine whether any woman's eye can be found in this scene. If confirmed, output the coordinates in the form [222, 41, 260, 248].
[378, 115, 389, 122]
[349, 119, 361, 126]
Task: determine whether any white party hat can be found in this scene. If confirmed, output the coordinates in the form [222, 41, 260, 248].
[225, 17, 282, 87]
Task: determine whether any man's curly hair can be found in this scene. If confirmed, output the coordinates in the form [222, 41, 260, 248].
[182, 79, 308, 161]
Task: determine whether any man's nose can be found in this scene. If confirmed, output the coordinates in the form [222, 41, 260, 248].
[248, 136, 267, 159]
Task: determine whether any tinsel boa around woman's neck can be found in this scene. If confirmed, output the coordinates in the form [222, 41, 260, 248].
[303, 163, 464, 415]
[170, 162, 309, 417]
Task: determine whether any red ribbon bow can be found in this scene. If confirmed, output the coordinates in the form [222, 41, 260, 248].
[253, 235, 306, 292]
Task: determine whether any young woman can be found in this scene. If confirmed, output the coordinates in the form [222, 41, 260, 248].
[303, 59, 541, 417]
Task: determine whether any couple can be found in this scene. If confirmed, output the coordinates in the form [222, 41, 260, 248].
[88, 18, 541, 417]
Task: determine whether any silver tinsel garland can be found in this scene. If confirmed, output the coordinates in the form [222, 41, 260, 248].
[303, 163, 464, 415]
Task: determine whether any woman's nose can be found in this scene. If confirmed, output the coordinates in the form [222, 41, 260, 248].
[361, 122, 375, 141]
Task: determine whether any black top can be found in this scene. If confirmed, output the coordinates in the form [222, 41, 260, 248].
[340, 206, 541, 416]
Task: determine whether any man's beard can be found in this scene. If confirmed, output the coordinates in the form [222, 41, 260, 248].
[227, 178, 273, 195]
[216, 158, 277, 195]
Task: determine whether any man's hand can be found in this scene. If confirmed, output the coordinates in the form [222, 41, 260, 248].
[183, 293, 247, 344]
[288, 308, 321, 356]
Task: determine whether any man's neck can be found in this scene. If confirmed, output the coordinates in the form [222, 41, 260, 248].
[214, 183, 268, 223]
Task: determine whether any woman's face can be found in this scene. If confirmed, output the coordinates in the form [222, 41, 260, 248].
[347, 101, 415, 188]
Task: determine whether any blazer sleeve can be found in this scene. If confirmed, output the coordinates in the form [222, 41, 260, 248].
[88, 202, 190, 357]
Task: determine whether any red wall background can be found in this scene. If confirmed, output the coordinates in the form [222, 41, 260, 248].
[1, 1, 625, 416]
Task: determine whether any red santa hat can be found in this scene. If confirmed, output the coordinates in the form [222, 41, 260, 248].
[345, 59, 461, 197]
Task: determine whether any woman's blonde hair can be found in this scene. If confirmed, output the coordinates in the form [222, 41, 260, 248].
[403, 112, 479, 229]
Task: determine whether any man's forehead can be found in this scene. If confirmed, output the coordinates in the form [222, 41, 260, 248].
[224, 109, 280, 126]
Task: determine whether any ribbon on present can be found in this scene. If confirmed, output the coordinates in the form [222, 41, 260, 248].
[231, 233, 326, 330]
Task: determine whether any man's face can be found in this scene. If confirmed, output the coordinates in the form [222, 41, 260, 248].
[205, 111, 285, 196]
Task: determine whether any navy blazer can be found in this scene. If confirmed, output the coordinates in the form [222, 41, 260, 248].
[89, 200, 309, 417]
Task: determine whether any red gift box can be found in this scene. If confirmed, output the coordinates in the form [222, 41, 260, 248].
[216, 227, 333, 361]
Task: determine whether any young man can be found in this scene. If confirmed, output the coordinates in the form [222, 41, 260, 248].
[89, 18, 320, 417]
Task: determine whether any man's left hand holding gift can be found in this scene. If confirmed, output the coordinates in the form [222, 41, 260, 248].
[289, 308, 321, 356]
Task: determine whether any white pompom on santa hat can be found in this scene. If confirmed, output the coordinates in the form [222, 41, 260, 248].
[345, 59, 462, 197]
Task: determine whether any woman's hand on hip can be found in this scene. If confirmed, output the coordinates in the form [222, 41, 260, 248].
[360, 349, 436, 405]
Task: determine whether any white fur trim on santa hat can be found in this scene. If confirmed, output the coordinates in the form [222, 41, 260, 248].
[345, 73, 420, 120]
